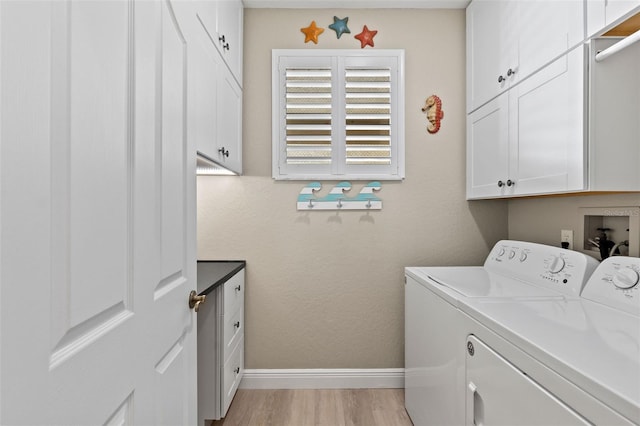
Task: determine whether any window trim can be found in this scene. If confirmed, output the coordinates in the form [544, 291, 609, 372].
[272, 49, 405, 181]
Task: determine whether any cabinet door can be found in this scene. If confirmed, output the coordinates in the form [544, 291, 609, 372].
[196, 0, 218, 39]
[216, 0, 243, 84]
[466, 0, 513, 112]
[467, 94, 511, 199]
[216, 64, 243, 174]
[518, 0, 584, 79]
[587, 0, 640, 36]
[606, 0, 640, 25]
[189, 16, 219, 161]
[510, 46, 585, 196]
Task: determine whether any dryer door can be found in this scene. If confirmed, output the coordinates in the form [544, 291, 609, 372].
[465, 335, 589, 426]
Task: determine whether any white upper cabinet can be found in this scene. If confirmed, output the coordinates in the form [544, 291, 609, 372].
[587, 0, 640, 37]
[172, 0, 243, 175]
[197, 0, 244, 86]
[190, 11, 242, 174]
[467, 47, 586, 199]
[467, 0, 584, 113]
[466, 0, 516, 113]
[217, 0, 244, 84]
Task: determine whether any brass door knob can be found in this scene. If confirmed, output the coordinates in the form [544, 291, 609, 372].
[188, 290, 206, 312]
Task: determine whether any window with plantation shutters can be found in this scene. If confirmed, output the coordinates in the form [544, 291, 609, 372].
[272, 50, 405, 180]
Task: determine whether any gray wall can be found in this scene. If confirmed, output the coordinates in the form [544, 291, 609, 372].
[197, 8, 508, 369]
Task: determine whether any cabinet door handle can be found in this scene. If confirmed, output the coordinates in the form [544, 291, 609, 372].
[235, 285, 241, 292]
[234, 321, 240, 329]
[498, 75, 506, 83]
[223, 42, 230, 51]
[219, 35, 226, 43]
[218, 147, 230, 157]
[234, 367, 240, 374]
[507, 68, 515, 77]
[506, 179, 514, 187]
[497, 180, 505, 188]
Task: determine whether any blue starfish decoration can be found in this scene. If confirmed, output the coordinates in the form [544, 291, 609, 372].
[328, 16, 350, 39]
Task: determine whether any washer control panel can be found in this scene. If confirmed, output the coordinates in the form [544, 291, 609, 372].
[485, 240, 600, 297]
[581, 256, 640, 316]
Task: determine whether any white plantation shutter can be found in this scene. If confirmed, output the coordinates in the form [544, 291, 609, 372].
[273, 50, 404, 180]
[345, 68, 392, 166]
[285, 68, 333, 165]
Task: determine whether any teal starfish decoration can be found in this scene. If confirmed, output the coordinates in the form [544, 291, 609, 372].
[328, 16, 350, 39]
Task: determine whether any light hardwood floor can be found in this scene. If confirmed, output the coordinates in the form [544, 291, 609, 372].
[210, 389, 414, 426]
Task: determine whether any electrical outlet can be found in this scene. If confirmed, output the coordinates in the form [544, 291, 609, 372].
[561, 229, 574, 250]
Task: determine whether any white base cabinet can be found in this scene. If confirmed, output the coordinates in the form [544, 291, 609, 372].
[219, 269, 245, 415]
[197, 266, 245, 424]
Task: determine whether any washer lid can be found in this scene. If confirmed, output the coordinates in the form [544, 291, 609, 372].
[408, 266, 568, 299]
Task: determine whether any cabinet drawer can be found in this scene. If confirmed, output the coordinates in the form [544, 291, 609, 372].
[222, 338, 244, 416]
[223, 269, 244, 317]
[223, 306, 243, 361]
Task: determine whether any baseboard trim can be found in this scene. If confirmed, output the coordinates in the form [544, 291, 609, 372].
[239, 368, 405, 390]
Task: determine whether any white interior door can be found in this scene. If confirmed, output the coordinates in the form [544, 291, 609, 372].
[0, 1, 197, 424]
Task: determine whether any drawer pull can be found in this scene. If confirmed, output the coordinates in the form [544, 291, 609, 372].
[234, 321, 240, 329]
[235, 285, 241, 291]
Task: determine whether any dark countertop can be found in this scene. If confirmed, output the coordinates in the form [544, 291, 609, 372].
[197, 260, 246, 295]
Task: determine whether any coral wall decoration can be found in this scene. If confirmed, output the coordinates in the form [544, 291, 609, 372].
[354, 25, 378, 48]
[328, 16, 350, 39]
[300, 21, 324, 44]
[422, 95, 444, 134]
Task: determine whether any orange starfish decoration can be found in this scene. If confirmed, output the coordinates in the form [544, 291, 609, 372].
[354, 25, 378, 48]
[300, 21, 324, 44]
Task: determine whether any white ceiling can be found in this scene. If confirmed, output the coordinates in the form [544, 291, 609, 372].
[242, 0, 470, 9]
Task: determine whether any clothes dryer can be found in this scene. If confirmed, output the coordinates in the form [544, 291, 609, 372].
[461, 255, 640, 425]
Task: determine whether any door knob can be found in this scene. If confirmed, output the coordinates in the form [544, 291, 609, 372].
[188, 290, 206, 312]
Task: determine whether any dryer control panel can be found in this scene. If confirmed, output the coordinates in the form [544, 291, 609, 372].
[485, 240, 600, 297]
[581, 256, 640, 316]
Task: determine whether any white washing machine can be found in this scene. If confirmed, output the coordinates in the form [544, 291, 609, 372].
[404, 240, 600, 426]
[461, 255, 640, 425]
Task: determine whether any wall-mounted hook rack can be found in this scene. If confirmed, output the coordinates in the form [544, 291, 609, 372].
[297, 181, 382, 211]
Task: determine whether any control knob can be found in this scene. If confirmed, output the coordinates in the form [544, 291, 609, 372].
[548, 256, 565, 274]
[612, 267, 640, 289]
